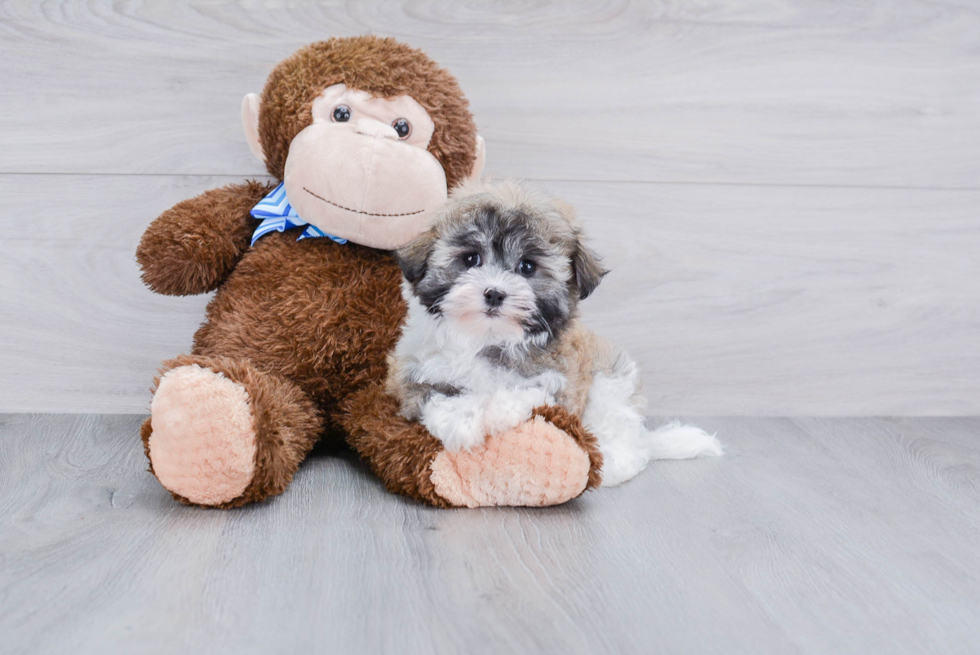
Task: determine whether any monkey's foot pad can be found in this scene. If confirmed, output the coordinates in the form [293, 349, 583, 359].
[147, 364, 257, 506]
[429, 415, 591, 507]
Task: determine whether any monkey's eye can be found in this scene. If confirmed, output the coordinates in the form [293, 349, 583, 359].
[518, 260, 536, 277]
[392, 118, 412, 139]
[332, 105, 352, 122]
[462, 252, 481, 268]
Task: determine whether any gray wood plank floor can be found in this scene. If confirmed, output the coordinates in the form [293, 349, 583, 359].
[2, 414, 979, 655]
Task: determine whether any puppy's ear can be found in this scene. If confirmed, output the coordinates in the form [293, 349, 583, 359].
[397, 228, 437, 284]
[572, 240, 608, 300]
[552, 199, 608, 299]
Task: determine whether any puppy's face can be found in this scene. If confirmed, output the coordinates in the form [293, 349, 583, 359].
[398, 182, 606, 348]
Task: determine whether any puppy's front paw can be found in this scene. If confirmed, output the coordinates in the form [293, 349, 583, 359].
[481, 388, 549, 435]
[421, 394, 486, 451]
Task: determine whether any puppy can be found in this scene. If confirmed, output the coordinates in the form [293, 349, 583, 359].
[386, 181, 721, 486]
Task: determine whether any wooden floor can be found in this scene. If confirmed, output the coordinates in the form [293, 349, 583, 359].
[1, 414, 979, 654]
[2, 2, 980, 653]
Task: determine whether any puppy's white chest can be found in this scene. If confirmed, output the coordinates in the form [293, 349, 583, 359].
[420, 346, 565, 397]
[397, 292, 566, 395]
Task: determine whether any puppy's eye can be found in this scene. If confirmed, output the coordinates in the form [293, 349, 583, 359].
[332, 105, 352, 122]
[462, 252, 481, 268]
[392, 118, 412, 139]
[518, 260, 536, 277]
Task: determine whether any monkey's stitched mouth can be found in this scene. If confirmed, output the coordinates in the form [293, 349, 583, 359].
[303, 187, 424, 217]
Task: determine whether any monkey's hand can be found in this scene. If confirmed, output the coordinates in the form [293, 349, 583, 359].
[136, 180, 275, 296]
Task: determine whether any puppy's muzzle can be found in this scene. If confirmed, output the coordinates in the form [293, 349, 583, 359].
[484, 288, 507, 309]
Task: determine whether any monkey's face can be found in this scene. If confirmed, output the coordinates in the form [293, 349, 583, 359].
[285, 84, 448, 250]
[242, 38, 486, 251]
[244, 83, 481, 250]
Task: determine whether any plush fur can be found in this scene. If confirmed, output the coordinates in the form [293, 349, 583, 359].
[258, 37, 478, 189]
[429, 414, 592, 507]
[145, 353, 324, 508]
[138, 180, 273, 296]
[149, 364, 257, 506]
[388, 181, 723, 486]
[136, 37, 602, 508]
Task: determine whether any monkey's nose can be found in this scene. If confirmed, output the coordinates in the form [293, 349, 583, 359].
[355, 118, 399, 140]
[484, 288, 507, 309]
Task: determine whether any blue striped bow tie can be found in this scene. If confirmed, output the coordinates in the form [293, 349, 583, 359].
[250, 183, 347, 247]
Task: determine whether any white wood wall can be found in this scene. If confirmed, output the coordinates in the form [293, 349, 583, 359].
[1, 0, 977, 415]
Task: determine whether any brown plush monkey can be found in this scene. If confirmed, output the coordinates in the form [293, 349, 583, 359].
[136, 37, 602, 509]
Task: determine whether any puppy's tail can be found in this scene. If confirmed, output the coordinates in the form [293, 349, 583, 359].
[643, 421, 724, 461]
[597, 421, 723, 487]
[584, 355, 723, 487]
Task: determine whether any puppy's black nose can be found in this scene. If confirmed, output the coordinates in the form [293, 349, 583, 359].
[484, 288, 507, 308]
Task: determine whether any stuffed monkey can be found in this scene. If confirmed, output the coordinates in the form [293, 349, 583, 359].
[136, 37, 602, 509]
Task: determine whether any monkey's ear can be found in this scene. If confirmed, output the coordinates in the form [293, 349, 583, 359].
[572, 241, 608, 300]
[242, 93, 264, 162]
[397, 228, 438, 284]
[468, 135, 486, 182]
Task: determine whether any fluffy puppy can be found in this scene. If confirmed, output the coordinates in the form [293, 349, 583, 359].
[387, 181, 721, 486]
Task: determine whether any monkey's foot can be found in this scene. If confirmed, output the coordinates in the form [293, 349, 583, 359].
[142, 356, 323, 508]
[146, 364, 258, 506]
[429, 415, 593, 507]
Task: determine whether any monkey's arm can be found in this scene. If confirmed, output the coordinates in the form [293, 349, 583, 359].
[340, 382, 603, 508]
[136, 180, 275, 296]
